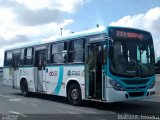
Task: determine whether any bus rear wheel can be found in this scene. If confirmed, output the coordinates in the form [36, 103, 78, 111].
[21, 80, 29, 97]
[68, 83, 82, 106]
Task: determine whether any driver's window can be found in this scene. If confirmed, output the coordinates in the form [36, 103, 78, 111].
[137, 45, 148, 64]
[114, 42, 123, 64]
[141, 50, 147, 64]
[137, 46, 141, 61]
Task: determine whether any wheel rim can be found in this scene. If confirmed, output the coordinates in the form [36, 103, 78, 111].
[71, 89, 79, 101]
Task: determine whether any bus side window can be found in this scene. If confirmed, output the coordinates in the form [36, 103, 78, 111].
[24, 48, 33, 65]
[4, 51, 13, 66]
[51, 42, 67, 64]
[47, 44, 51, 64]
[68, 39, 84, 63]
[20, 49, 25, 66]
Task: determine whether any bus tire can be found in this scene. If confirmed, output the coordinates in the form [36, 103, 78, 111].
[21, 80, 29, 97]
[68, 83, 82, 106]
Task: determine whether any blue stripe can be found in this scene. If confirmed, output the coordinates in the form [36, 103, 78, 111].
[46, 64, 84, 67]
[54, 66, 63, 95]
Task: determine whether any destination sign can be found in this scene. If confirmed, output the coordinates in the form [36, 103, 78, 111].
[89, 34, 106, 43]
[90, 36, 104, 42]
[108, 27, 153, 41]
[116, 31, 144, 39]
[35, 45, 47, 51]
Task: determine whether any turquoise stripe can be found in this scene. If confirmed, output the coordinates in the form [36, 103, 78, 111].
[18, 66, 33, 68]
[46, 64, 84, 67]
[54, 66, 63, 95]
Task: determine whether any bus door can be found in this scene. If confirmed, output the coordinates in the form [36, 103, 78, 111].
[13, 53, 20, 88]
[85, 42, 106, 100]
[35, 50, 47, 92]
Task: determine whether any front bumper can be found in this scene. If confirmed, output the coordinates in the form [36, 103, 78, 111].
[106, 86, 156, 102]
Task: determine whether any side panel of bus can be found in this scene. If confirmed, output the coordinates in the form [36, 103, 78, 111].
[3, 51, 14, 86]
[3, 67, 13, 86]
[45, 65, 85, 99]
[18, 67, 36, 92]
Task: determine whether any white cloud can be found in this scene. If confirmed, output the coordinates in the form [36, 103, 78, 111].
[0, 0, 86, 46]
[110, 7, 160, 58]
[59, 19, 74, 28]
[0, 0, 86, 66]
[15, 0, 84, 13]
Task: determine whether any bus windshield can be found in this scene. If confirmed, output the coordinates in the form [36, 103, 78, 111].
[110, 40, 155, 77]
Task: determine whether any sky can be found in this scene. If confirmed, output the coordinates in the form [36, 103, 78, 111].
[0, 0, 160, 66]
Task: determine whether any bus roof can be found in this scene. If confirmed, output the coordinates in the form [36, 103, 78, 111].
[5, 26, 151, 51]
[5, 26, 106, 51]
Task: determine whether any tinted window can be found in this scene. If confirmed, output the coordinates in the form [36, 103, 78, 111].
[7, 52, 12, 59]
[51, 42, 67, 63]
[68, 39, 84, 63]
[69, 40, 83, 51]
[24, 48, 33, 65]
[52, 43, 64, 54]
[13, 53, 20, 70]
[27, 48, 32, 57]
[20, 49, 25, 65]
[4, 51, 13, 66]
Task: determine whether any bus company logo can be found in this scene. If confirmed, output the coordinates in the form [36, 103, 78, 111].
[67, 70, 81, 76]
[49, 71, 58, 76]
[72, 71, 80, 76]
[67, 70, 71, 76]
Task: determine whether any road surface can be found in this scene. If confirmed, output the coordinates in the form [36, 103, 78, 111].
[0, 74, 160, 120]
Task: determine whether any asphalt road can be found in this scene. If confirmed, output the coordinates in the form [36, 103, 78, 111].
[0, 74, 160, 120]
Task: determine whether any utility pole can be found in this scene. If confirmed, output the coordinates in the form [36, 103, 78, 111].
[96, 24, 99, 28]
[60, 27, 63, 36]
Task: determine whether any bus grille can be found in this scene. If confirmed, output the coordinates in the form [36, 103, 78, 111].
[128, 92, 144, 97]
[122, 79, 149, 85]
[126, 86, 147, 90]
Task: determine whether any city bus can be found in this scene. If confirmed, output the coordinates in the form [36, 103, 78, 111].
[3, 26, 156, 105]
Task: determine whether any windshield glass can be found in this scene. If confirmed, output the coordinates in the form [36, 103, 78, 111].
[110, 40, 155, 77]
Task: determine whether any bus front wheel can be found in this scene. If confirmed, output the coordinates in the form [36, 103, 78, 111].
[21, 80, 29, 97]
[68, 83, 82, 106]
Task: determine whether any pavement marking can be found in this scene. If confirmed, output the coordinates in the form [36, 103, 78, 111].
[67, 111, 78, 114]
[0, 94, 26, 104]
[0, 94, 15, 99]
[9, 111, 27, 118]
[9, 98, 23, 102]
[30, 103, 38, 109]
[155, 94, 160, 97]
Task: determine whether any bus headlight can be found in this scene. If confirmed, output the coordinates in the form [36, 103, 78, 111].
[148, 80, 155, 89]
[109, 79, 124, 91]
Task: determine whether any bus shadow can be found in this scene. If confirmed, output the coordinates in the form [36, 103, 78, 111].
[82, 99, 160, 114]
[13, 92, 69, 104]
[12, 92, 160, 114]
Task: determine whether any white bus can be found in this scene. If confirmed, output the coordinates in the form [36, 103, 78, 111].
[3, 26, 156, 105]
